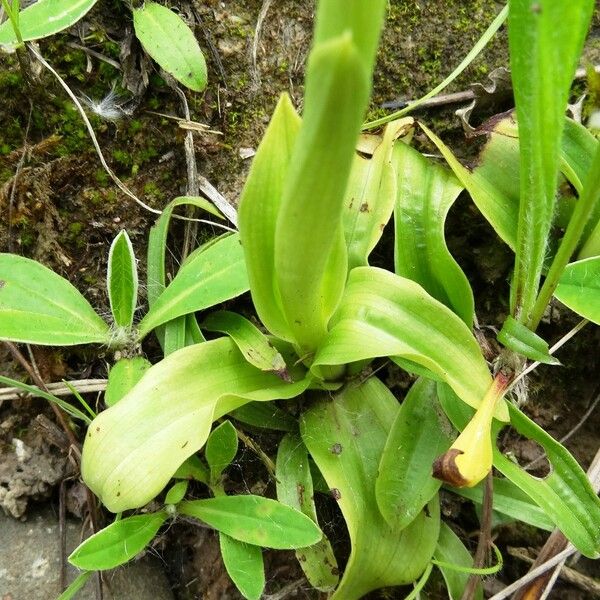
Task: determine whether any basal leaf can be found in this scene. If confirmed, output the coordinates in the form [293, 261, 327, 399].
[205, 420, 238, 481]
[220, 533, 265, 600]
[164, 481, 188, 505]
[138, 233, 249, 339]
[105, 357, 152, 407]
[497, 316, 559, 364]
[276, 433, 339, 591]
[312, 266, 507, 420]
[179, 495, 322, 549]
[68, 512, 168, 570]
[231, 401, 297, 432]
[0, 0, 98, 45]
[508, 0, 594, 324]
[0, 254, 110, 346]
[393, 140, 474, 326]
[107, 230, 138, 328]
[554, 257, 600, 323]
[81, 338, 309, 512]
[301, 377, 440, 600]
[376, 378, 454, 530]
[133, 2, 207, 92]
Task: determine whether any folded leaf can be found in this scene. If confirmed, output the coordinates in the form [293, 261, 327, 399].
[231, 402, 297, 432]
[219, 533, 265, 600]
[554, 257, 600, 323]
[313, 266, 507, 420]
[393, 141, 474, 326]
[0, 254, 110, 346]
[497, 316, 559, 364]
[301, 377, 440, 600]
[107, 230, 138, 328]
[205, 420, 238, 482]
[179, 495, 322, 549]
[105, 357, 152, 407]
[81, 338, 310, 512]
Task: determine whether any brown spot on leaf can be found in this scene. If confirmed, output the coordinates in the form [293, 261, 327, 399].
[359, 202, 369, 213]
[330, 488, 342, 501]
[0, 280, 5, 289]
[432, 448, 468, 487]
[181, 441, 188, 449]
[330, 443, 342, 455]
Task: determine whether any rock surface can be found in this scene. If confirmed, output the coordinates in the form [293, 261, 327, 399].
[0, 507, 174, 600]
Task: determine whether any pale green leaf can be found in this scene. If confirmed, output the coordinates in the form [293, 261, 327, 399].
[179, 495, 322, 549]
[220, 534, 265, 600]
[497, 316, 559, 364]
[276, 433, 338, 591]
[393, 140, 474, 326]
[105, 357, 152, 407]
[68, 512, 168, 570]
[133, 2, 207, 92]
[107, 230, 138, 328]
[205, 420, 238, 481]
[164, 480, 188, 505]
[554, 257, 600, 323]
[0, 254, 110, 346]
[0, 0, 98, 45]
[81, 338, 309, 512]
[301, 378, 440, 600]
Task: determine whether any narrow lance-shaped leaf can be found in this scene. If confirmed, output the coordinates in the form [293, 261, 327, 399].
[393, 140, 474, 326]
[508, 0, 594, 325]
[81, 337, 310, 512]
[107, 230, 138, 328]
[276, 433, 339, 591]
[179, 495, 322, 549]
[133, 2, 207, 92]
[554, 256, 600, 324]
[0, 254, 110, 346]
[301, 378, 440, 600]
[220, 534, 265, 600]
[231, 401, 297, 432]
[0, 0, 99, 45]
[312, 266, 507, 420]
[205, 420, 238, 482]
[164, 481, 188, 505]
[497, 316, 559, 365]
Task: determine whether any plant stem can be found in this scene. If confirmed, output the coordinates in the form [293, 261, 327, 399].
[528, 143, 600, 330]
[0, 0, 23, 46]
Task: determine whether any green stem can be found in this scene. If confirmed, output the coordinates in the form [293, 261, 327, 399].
[0, 0, 23, 46]
[528, 143, 600, 331]
[362, 4, 508, 131]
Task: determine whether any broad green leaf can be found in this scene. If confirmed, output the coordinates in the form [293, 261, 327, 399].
[231, 401, 297, 432]
[0, 0, 98, 45]
[68, 512, 168, 570]
[81, 337, 310, 512]
[393, 141, 474, 326]
[433, 522, 482, 600]
[312, 266, 507, 420]
[276, 433, 339, 591]
[238, 94, 301, 342]
[56, 571, 93, 600]
[138, 233, 249, 339]
[274, 34, 369, 353]
[342, 120, 406, 271]
[439, 384, 600, 558]
[205, 420, 238, 481]
[0, 254, 110, 346]
[219, 534, 265, 600]
[179, 495, 322, 549]
[107, 230, 138, 328]
[133, 2, 207, 92]
[164, 481, 188, 505]
[508, 0, 594, 324]
[554, 257, 600, 323]
[301, 377, 440, 600]
[497, 316, 559, 364]
[105, 357, 151, 407]
[448, 478, 555, 532]
[173, 455, 209, 484]
[376, 378, 454, 529]
[203, 311, 289, 379]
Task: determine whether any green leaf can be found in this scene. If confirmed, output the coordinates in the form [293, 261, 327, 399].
[203, 311, 289, 379]
[276, 433, 339, 591]
[301, 378, 440, 600]
[132, 2, 207, 92]
[68, 512, 168, 570]
[554, 257, 600, 323]
[448, 477, 555, 532]
[56, 571, 93, 600]
[497, 316, 559, 364]
[138, 233, 249, 339]
[219, 533, 265, 600]
[0, 254, 110, 346]
[0, 0, 98, 45]
[508, 0, 594, 324]
[105, 357, 152, 407]
[433, 522, 482, 600]
[312, 266, 507, 421]
[274, 33, 369, 353]
[205, 420, 238, 481]
[393, 140, 474, 326]
[179, 495, 322, 549]
[173, 455, 209, 484]
[107, 230, 138, 328]
[376, 378, 454, 530]
[231, 401, 297, 432]
[81, 338, 310, 512]
[164, 480, 188, 505]
[439, 384, 600, 558]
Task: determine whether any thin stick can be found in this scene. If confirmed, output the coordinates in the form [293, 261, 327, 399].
[198, 175, 238, 227]
[236, 428, 277, 479]
[0, 378, 108, 401]
[251, 0, 274, 85]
